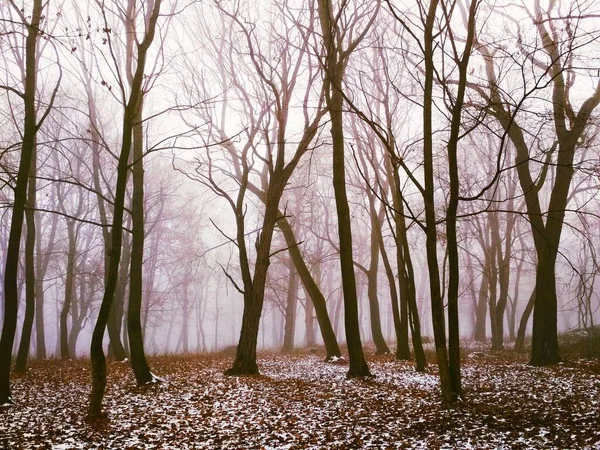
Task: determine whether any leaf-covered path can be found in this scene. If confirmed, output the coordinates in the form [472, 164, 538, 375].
[1, 351, 599, 449]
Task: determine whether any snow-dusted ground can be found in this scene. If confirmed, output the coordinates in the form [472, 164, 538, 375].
[1, 351, 599, 449]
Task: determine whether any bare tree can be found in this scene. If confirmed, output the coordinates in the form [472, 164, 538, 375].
[316, 0, 379, 378]
[0, 0, 59, 404]
[475, 1, 600, 365]
[87, 0, 163, 421]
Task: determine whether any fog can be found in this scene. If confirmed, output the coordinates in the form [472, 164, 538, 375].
[1, 0, 599, 372]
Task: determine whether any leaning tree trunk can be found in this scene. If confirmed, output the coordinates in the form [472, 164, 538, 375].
[88, 131, 131, 421]
[0, 0, 42, 405]
[515, 288, 536, 352]
[278, 217, 341, 359]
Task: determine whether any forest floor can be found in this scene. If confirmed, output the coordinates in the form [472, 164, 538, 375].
[1, 345, 599, 449]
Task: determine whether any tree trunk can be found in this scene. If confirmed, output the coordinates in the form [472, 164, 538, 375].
[403, 242, 427, 372]
[316, 0, 371, 378]
[108, 232, 130, 361]
[376, 216, 405, 359]
[15, 148, 37, 373]
[88, 0, 162, 420]
[443, 0, 478, 397]
[0, 0, 42, 404]
[304, 287, 316, 347]
[277, 217, 341, 359]
[473, 268, 488, 342]
[421, 0, 454, 402]
[365, 202, 390, 354]
[384, 156, 427, 370]
[34, 275, 46, 359]
[225, 168, 289, 374]
[282, 257, 298, 353]
[34, 208, 57, 361]
[530, 253, 561, 365]
[60, 222, 77, 360]
[128, 104, 154, 384]
[508, 259, 523, 342]
[329, 94, 370, 376]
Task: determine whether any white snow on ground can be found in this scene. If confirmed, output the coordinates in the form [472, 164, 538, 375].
[1, 352, 599, 449]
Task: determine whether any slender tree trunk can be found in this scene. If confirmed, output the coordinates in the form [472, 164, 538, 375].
[108, 232, 129, 361]
[282, 257, 298, 353]
[34, 275, 46, 359]
[386, 158, 426, 370]
[88, 0, 162, 420]
[0, 0, 43, 404]
[15, 149, 37, 373]
[182, 283, 189, 354]
[515, 288, 536, 352]
[34, 209, 57, 361]
[474, 267, 489, 342]
[316, 0, 372, 378]
[366, 203, 390, 354]
[329, 94, 370, 376]
[421, 0, 454, 402]
[60, 222, 77, 360]
[509, 259, 523, 341]
[68, 273, 86, 356]
[376, 213, 405, 359]
[403, 243, 427, 372]
[444, 0, 478, 396]
[128, 104, 154, 384]
[304, 286, 316, 347]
